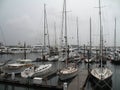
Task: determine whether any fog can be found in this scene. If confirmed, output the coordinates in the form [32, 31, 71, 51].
[0, 0, 120, 46]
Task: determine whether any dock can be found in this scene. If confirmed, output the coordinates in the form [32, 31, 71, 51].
[0, 72, 63, 90]
[68, 69, 89, 90]
[0, 77, 62, 90]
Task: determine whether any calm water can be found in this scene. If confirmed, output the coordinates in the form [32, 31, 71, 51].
[0, 53, 120, 90]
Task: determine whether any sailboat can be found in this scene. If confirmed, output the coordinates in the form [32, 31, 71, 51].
[21, 4, 52, 78]
[68, 17, 81, 63]
[111, 18, 120, 64]
[59, 0, 78, 81]
[3, 43, 33, 74]
[84, 18, 94, 63]
[48, 22, 59, 61]
[90, 0, 112, 86]
[74, 17, 81, 63]
[21, 63, 52, 78]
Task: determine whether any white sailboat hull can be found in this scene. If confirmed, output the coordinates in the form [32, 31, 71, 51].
[48, 55, 59, 61]
[59, 67, 78, 81]
[21, 64, 52, 78]
[90, 68, 112, 82]
[33, 65, 52, 77]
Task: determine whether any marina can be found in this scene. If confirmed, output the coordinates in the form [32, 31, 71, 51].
[0, 0, 120, 90]
[0, 52, 120, 90]
[0, 54, 89, 90]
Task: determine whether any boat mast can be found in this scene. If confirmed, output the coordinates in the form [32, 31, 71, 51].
[76, 17, 79, 50]
[24, 42, 26, 59]
[46, 19, 50, 52]
[60, 1, 65, 49]
[44, 4, 50, 54]
[44, 4, 46, 52]
[64, 0, 68, 67]
[99, 0, 103, 71]
[114, 18, 116, 52]
[90, 17, 92, 58]
[54, 22, 57, 47]
[45, 6, 50, 53]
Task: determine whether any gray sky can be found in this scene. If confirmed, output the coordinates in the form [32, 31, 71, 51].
[0, 0, 120, 46]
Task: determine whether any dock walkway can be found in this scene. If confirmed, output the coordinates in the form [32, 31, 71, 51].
[68, 69, 88, 90]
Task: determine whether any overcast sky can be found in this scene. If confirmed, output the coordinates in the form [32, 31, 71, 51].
[0, 0, 120, 46]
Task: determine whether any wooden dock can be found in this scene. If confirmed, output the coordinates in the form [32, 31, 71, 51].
[68, 69, 89, 90]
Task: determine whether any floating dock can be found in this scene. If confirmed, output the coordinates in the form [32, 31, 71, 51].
[0, 72, 62, 90]
[68, 69, 89, 90]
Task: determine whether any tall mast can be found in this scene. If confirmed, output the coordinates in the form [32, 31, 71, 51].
[54, 22, 57, 47]
[46, 19, 50, 50]
[60, 0, 65, 49]
[99, 0, 103, 70]
[114, 18, 116, 52]
[76, 17, 79, 49]
[64, 0, 67, 48]
[45, 6, 50, 51]
[44, 4, 46, 51]
[90, 17, 92, 58]
[64, 0, 68, 67]
[44, 4, 50, 53]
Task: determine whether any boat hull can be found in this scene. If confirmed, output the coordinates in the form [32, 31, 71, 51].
[21, 64, 52, 78]
[90, 68, 112, 87]
[59, 68, 78, 81]
[33, 66, 52, 77]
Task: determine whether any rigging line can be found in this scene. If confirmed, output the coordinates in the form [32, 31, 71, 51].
[0, 26, 6, 46]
